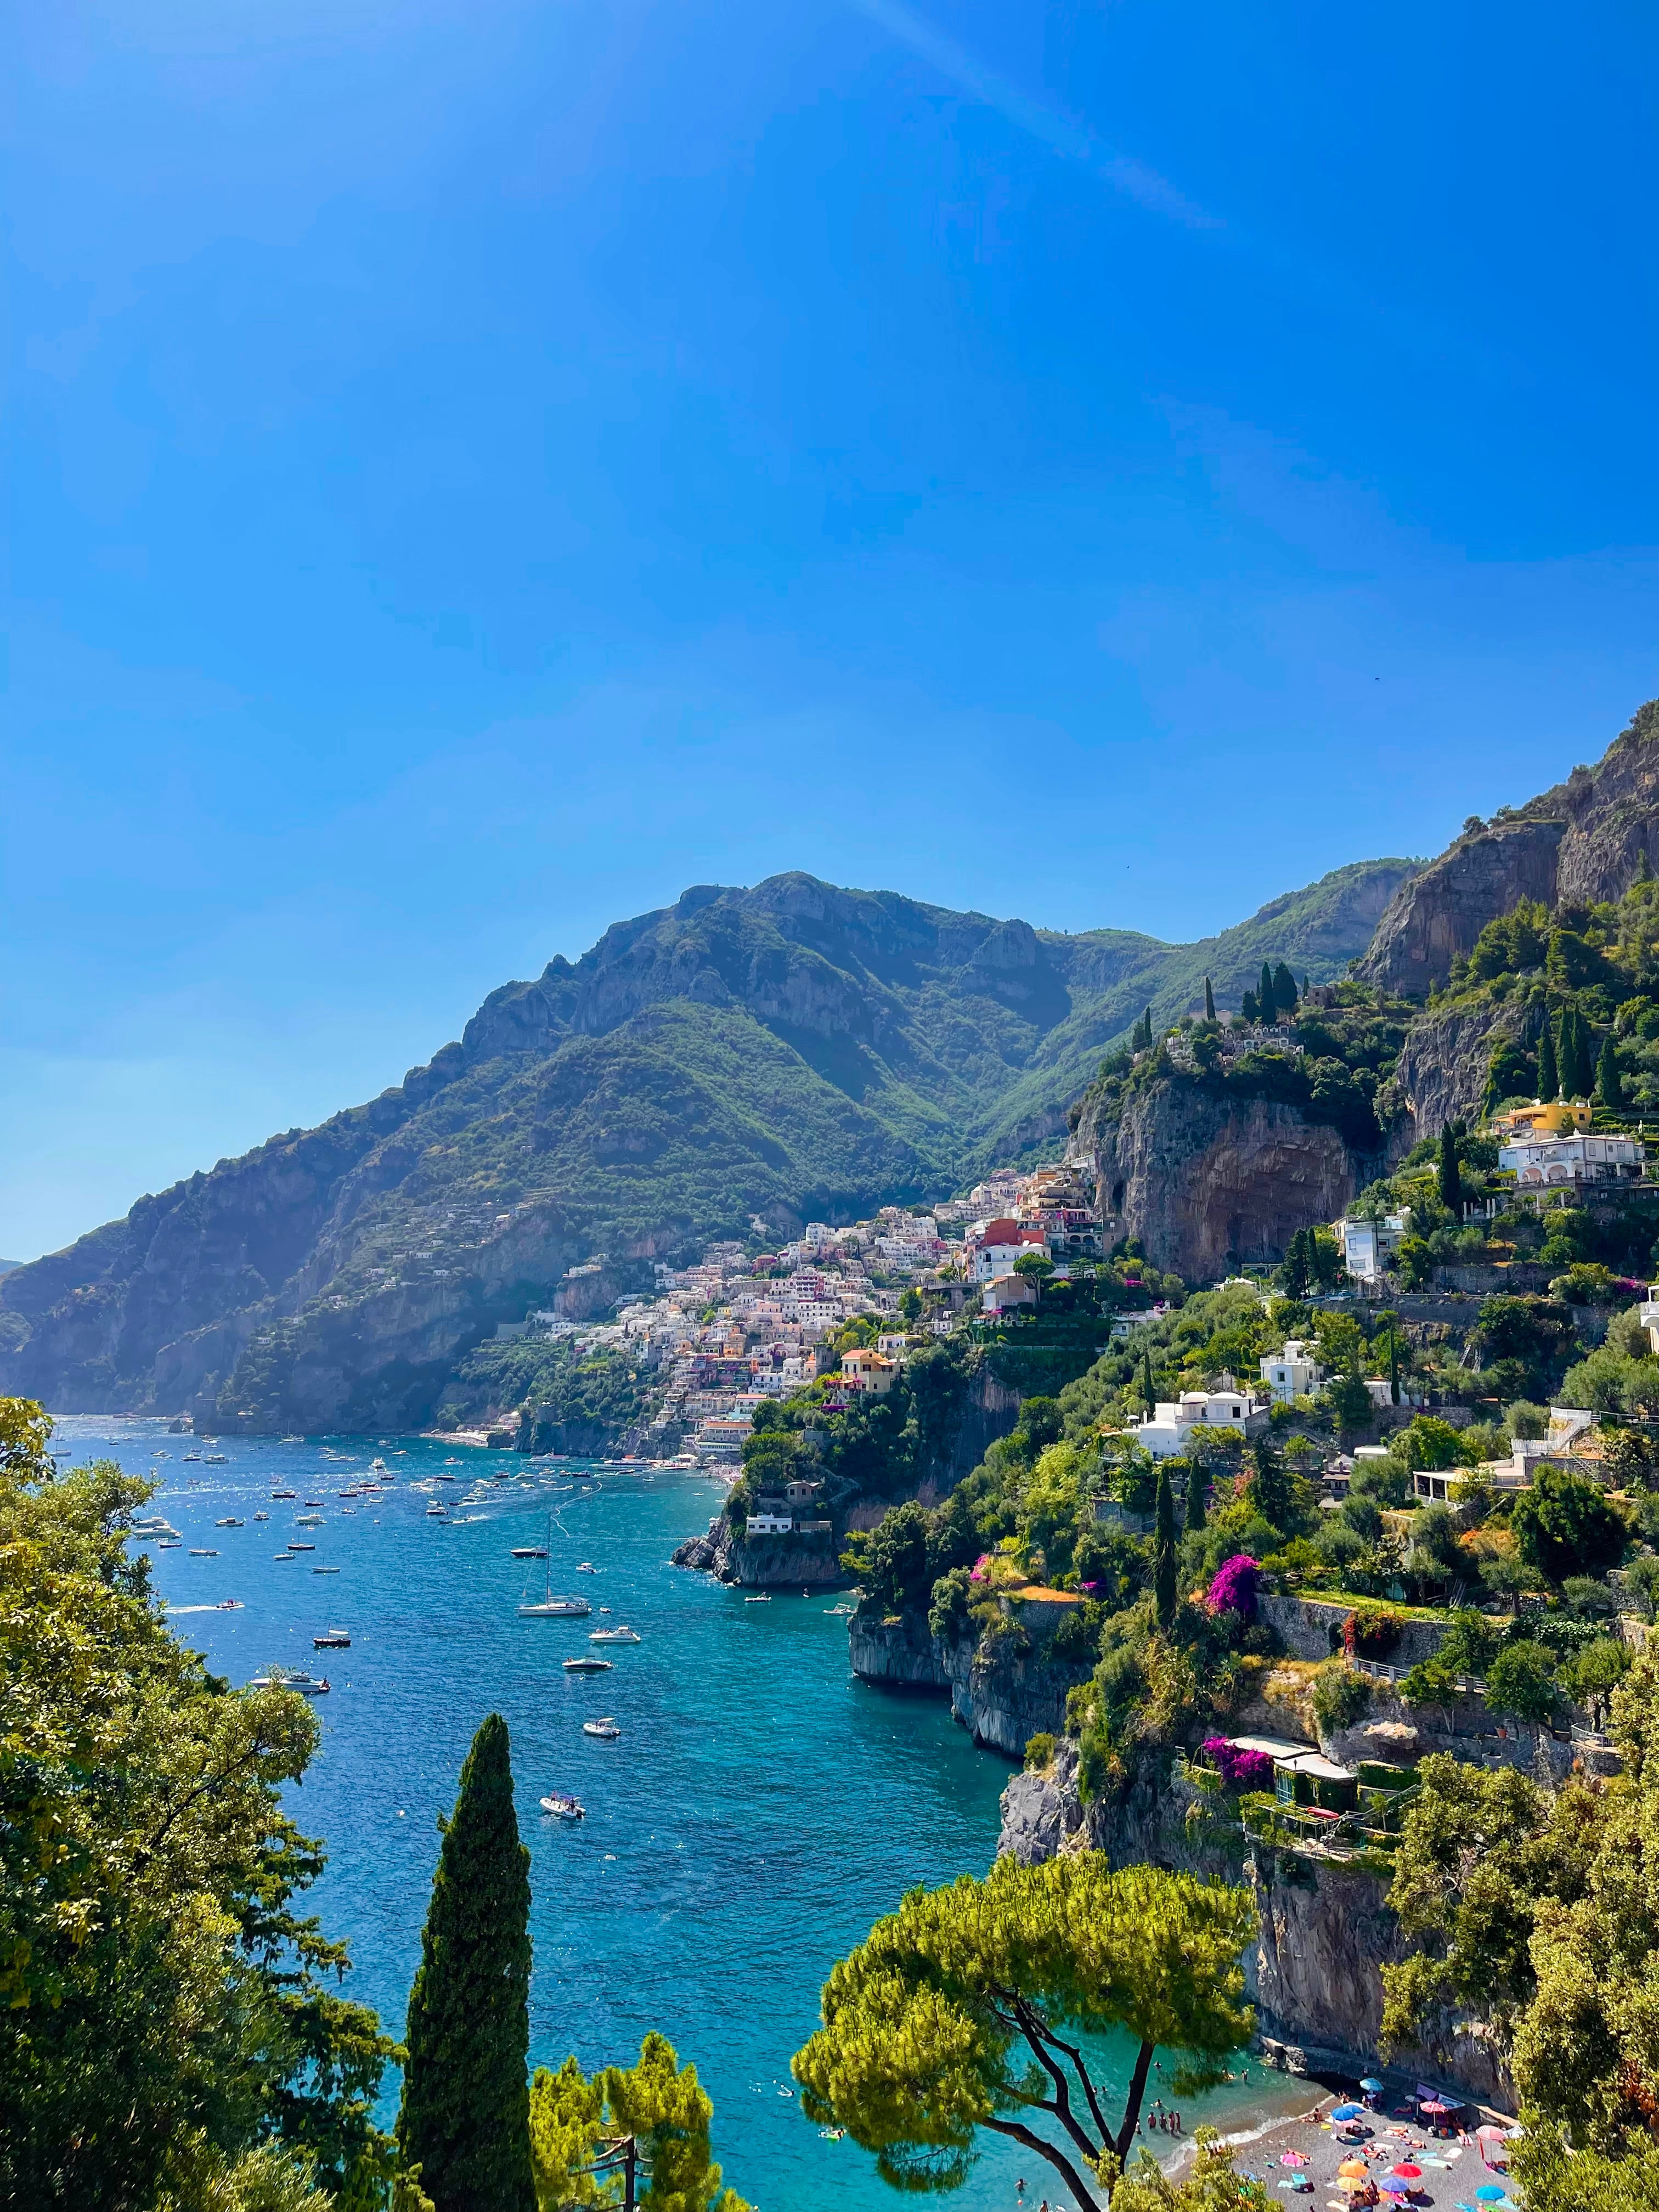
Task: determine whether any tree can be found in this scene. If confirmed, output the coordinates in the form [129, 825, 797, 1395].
[792, 1855, 1256, 2211]
[1598, 1035, 1624, 1113]
[1243, 1437, 1312, 1539]
[1259, 962, 1276, 1022]
[842, 1499, 933, 1616]
[1280, 1227, 1312, 1298]
[1183, 1455, 1207, 1536]
[1203, 976, 1215, 1022]
[1013, 1250, 1056, 1284]
[1484, 1640, 1563, 1722]
[1140, 1348, 1157, 1418]
[1272, 962, 1297, 1017]
[528, 2038, 748, 2212]
[1510, 1467, 1628, 1584]
[1153, 1468, 1177, 1626]
[1437, 1122, 1463, 1215]
[397, 1714, 536, 2212]
[1538, 1016, 1559, 1102]
[0, 1400, 403, 2212]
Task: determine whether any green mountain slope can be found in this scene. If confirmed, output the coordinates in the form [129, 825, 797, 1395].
[0, 861, 1415, 1431]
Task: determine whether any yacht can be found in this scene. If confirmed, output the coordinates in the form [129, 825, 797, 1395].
[204, 1454, 229, 1465]
[250, 1669, 330, 1695]
[296, 1513, 324, 1527]
[540, 1792, 585, 1820]
[512, 1544, 548, 1559]
[590, 1626, 641, 1645]
[517, 1517, 592, 1617]
[562, 1656, 612, 1674]
[582, 1718, 621, 1740]
[215, 1516, 245, 1528]
[369, 1457, 389, 1474]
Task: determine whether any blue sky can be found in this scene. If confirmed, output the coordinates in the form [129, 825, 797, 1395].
[8, 0, 1658, 1260]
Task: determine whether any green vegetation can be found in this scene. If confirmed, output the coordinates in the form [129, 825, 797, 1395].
[528, 2036, 748, 2212]
[436, 1336, 652, 1443]
[791, 1855, 1257, 2210]
[397, 1714, 536, 2212]
[0, 1401, 415, 2212]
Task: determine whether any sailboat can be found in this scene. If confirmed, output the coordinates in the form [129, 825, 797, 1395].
[518, 1516, 591, 1618]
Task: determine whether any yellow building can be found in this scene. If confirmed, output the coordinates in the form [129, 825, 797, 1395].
[1488, 1098, 1594, 1140]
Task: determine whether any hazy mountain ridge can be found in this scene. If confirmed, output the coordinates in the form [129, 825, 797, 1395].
[0, 861, 1413, 1430]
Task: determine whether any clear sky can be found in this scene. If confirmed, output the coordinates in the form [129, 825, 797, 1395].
[8, 1, 1658, 1261]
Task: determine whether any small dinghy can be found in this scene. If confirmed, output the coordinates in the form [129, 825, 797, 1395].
[540, 1792, 585, 1820]
[582, 1718, 622, 1741]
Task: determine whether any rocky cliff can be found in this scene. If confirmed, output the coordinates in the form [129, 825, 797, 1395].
[848, 1615, 1091, 1758]
[1361, 698, 1659, 995]
[1000, 1743, 1515, 2108]
[2, 865, 1402, 1432]
[673, 1513, 847, 1590]
[1074, 1084, 1384, 1280]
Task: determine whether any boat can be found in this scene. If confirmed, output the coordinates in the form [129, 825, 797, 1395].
[744, 1594, 771, 1604]
[313, 1566, 340, 1575]
[159, 1539, 181, 1549]
[518, 1517, 592, 1617]
[189, 1548, 219, 1556]
[369, 1457, 388, 1474]
[280, 1435, 304, 1444]
[270, 1489, 297, 1500]
[590, 1626, 641, 1644]
[215, 1599, 245, 1610]
[313, 1630, 352, 1649]
[562, 1656, 613, 1673]
[296, 1513, 324, 1527]
[250, 1669, 330, 1695]
[253, 1511, 269, 1522]
[426, 1504, 448, 1517]
[274, 1552, 295, 1561]
[215, 1516, 245, 1527]
[182, 1451, 202, 1462]
[540, 1792, 585, 1820]
[512, 1545, 548, 1559]
[289, 1542, 317, 1552]
[582, 1718, 621, 1740]
[304, 1498, 325, 1506]
[204, 1453, 229, 1464]
[576, 1561, 598, 1574]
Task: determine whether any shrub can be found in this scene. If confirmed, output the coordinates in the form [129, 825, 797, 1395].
[1311, 1659, 1372, 1731]
[1201, 1736, 1276, 1789]
[1483, 1638, 1562, 1722]
[1511, 1468, 1628, 1583]
[928, 1566, 973, 1641]
[1342, 1604, 1404, 1660]
[1206, 1555, 1261, 1622]
[1024, 1731, 1057, 1772]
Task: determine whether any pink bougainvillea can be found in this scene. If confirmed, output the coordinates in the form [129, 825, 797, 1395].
[1201, 1736, 1274, 1790]
[969, 1553, 992, 1584]
[1206, 1553, 1261, 1622]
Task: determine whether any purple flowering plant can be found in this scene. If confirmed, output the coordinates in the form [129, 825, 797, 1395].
[1206, 1553, 1261, 1622]
[1201, 1736, 1274, 1790]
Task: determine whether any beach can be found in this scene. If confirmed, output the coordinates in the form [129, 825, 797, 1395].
[1159, 2087, 1521, 2210]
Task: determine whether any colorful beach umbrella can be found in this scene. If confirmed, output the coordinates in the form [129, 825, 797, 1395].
[1360, 2079, 1384, 2092]
[1378, 2182, 1408, 2198]
[1391, 2164, 1423, 2180]
[1474, 2188, 1509, 2203]
[1281, 2152, 1309, 2166]
[1338, 2160, 1369, 2180]
[1331, 2103, 1364, 2120]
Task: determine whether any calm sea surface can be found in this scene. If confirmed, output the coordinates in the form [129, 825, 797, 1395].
[60, 1417, 1306, 2212]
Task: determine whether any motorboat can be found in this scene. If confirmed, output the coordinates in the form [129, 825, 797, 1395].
[270, 1489, 297, 1500]
[280, 1435, 304, 1444]
[204, 1454, 229, 1464]
[426, 1504, 448, 1517]
[304, 1498, 325, 1507]
[251, 1669, 330, 1695]
[576, 1561, 598, 1574]
[296, 1513, 324, 1527]
[582, 1718, 621, 1740]
[313, 1630, 352, 1649]
[274, 1553, 296, 1561]
[215, 1599, 245, 1610]
[590, 1626, 641, 1644]
[369, 1458, 388, 1474]
[744, 1594, 771, 1604]
[312, 1566, 340, 1575]
[540, 1792, 585, 1820]
[512, 1545, 548, 1559]
[289, 1542, 317, 1553]
[182, 1452, 202, 1463]
[562, 1656, 612, 1673]
[215, 1517, 245, 1528]
[253, 1511, 269, 1522]
[159, 1540, 181, 1549]
[189, 1548, 219, 1557]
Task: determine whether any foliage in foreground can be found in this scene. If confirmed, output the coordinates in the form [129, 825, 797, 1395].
[529, 2034, 749, 2212]
[791, 1853, 1255, 2210]
[0, 1398, 413, 2212]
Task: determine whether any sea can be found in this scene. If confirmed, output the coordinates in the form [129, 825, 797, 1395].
[59, 1417, 1310, 2212]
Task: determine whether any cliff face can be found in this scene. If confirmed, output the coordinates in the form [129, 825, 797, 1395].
[848, 1615, 1091, 1758]
[1361, 699, 1659, 995]
[1000, 1745, 1515, 2109]
[1075, 1084, 1378, 1279]
[1384, 999, 1525, 1140]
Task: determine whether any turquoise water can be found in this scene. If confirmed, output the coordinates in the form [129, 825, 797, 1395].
[62, 1418, 1304, 2212]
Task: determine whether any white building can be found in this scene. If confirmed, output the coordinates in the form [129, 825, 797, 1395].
[1110, 1305, 1170, 1341]
[1337, 1212, 1410, 1282]
[1130, 1377, 1270, 1458]
[1260, 1338, 1324, 1402]
[746, 1513, 793, 1534]
[1499, 1132, 1644, 1188]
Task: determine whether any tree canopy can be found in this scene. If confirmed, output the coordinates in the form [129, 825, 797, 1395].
[791, 1854, 1255, 2209]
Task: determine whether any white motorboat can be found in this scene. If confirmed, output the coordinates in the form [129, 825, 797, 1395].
[512, 1545, 548, 1559]
[744, 1594, 770, 1604]
[189, 1548, 219, 1557]
[251, 1668, 330, 1695]
[577, 1561, 598, 1574]
[563, 1656, 612, 1673]
[215, 1516, 245, 1527]
[426, 1503, 447, 1516]
[582, 1718, 621, 1740]
[369, 1457, 388, 1474]
[204, 1453, 229, 1464]
[253, 1511, 269, 1522]
[296, 1513, 324, 1527]
[540, 1792, 585, 1820]
[215, 1599, 245, 1611]
[590, 1626, 641, 1645]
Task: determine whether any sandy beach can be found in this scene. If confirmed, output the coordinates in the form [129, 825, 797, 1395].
[1155, 2089, 1521, 2210]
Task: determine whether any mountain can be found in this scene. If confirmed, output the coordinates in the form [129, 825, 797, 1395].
[1361, 698, 1659, 996]
[0, 862, 1413, 1433]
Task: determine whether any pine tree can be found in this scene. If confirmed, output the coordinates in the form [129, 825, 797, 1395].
[1273, 962, 1297, 1017]
[1437, 1122, 1463, 1216]
[1537, 1016, 1558, 1102]
[1259, 961, 1277, 1022]
[1204, 975, 1216, 1022]
[1599, 1034, 1624, 1113]
[1184, 1454, 1206, 1536]
[1153, 1467, 1177, 1626]
[397, 1714, 536, 2212]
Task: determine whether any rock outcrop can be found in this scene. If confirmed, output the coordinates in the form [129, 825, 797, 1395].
[1361, 698, 1659, 995]
[848, 1615, 1091, 1758]
[672, 1513, 847, 1589]
[1075, 1084, 1383, 1279]
[999, 1743, 1516, 2109]
[1383, 998, 1527, 1139]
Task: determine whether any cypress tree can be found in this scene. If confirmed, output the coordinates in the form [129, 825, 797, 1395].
[1204, 975, 1216, 1022]
[1537, 1016, 1558, 1102]
[1184, 1454, 1207, 1536]
[1259, 961, 1277, 1022]
[1273, 961, 1297, 1016]
[1599, 1034, 1623, 1113]
[1241, 989, 1259, 1024]
[397, 1714, 536, 2212]
[1437, 1122, 1462, 1216]
[1153, 1467, 1177, 1626]
[1573, 1013, 1595, 1100]
[1141, 1348, 1157, 1417]
[1142, 1005, 1154, 1049]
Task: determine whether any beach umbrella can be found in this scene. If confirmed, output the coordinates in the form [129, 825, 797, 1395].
[1377, 2181, 1408, 2198]
[1391, 2164, 1423, 2180]
[1281, 2152, 1309, 2166]
[1360, 2079, 1384, 2094]
[1474, 2188, 1509, 2204]
[1331, 2104, 1364, 2120]
[1338, 2160, 1369, 2180]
